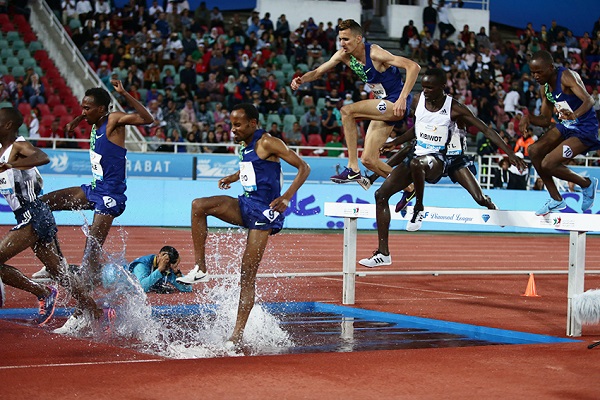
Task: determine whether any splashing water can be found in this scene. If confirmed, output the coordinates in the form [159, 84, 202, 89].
[77, 226, 293, 358]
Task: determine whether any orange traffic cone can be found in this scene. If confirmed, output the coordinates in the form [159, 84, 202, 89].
[522, 273, 541, 297]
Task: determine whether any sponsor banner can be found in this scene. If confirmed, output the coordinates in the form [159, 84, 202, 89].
[0, 175, 597, 234]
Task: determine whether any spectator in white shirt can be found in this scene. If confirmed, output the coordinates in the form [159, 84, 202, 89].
[503, 82, 521, 118]
[61, 0, 76, 24]
[148, 0, 164, 17]
[75, 0, 93, 21]
[95, 0, 110, 15]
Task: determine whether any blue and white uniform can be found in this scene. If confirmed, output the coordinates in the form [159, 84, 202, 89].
[238, 129, 284, 234]
[445, 123, 476, 182]
[0, 137, 57, 242]
[545, 67, 600, 151]
[349, 43, 412, 123]
[411, 94, 454, 183]
[82, 119, 127, 216]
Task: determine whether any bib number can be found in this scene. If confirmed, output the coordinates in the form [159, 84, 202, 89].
[90, 150, 104, 181]
[368, 83, 387, 99]
[239, 161, 257, 192]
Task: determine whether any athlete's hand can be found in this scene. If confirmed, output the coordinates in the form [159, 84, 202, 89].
[0, 162, 12, 172]
[393, 97, 407, 118]
[379, 141, 396, 154]
[269, 197, 289, 214]
[218, 175, 236, 189]
[111, 79, 126, 94]
[508, 154, 527, 172]
[290, 76, 302, 91]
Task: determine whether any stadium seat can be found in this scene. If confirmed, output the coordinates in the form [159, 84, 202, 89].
[283, 114, 297, 133]
[17, 102, 31, 117]
[16, 49, 30, 60]
[53, 104, 68, 117]
[1, 24, 15, 34]
[0, 39, 8, 49]
[266, 113, 282, 127]
[0, 48, 12, 60]
[0, 101, 12, 108]
[273, 70, 286, 87]
[28, 41, 43, 52]
[0, 14, 9, 25]
[46, 95, 61, 108]
[276, 54, 288, 65]
[10, 65, 25, 78]
[296, 63, 309, 73]
[21, 57, 36, 69]
[12, 40, 26, 51]
[0, 65, 8, 75]
[36, 103, 50, 116]
[18, 123, 28, 137]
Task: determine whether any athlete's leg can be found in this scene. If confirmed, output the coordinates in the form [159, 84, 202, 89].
[0, 227, 50, 299]
[528, 128, 566, 201]
[191, 196, 244, 273]
[339, 99, 402, 173]
[229, 228, 271, 346]
[452, 167, 497, 209]
[539, 136, 592, 188]
[375, 164, 412, 255]
[39, 187, 91, 212]
[409, 155, 444, 212]
[361, 121, 395, 178]
[33, 238, 102, 318]
[81, 212, 115, 278]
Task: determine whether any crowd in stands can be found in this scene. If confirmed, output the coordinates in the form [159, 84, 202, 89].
[3, 1, 600, 162]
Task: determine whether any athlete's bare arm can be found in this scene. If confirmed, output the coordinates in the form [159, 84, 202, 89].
[290, 50, 346, 90]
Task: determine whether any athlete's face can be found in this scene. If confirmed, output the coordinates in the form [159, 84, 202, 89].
[230, 109, 257, 144]
[81, 96, 107, 125]
[338, 28, 362, 54]
[529, 58, 553, 85]
[421, 75, 445, 101]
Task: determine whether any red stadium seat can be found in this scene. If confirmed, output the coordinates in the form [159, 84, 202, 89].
[36, 103, 50, 116]
[17, 102, 31, 117]
[46, 95, 61, 108]
[52, 104, 68, 117]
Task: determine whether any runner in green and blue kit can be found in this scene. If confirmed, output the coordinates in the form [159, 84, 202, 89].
[521, 50, 600, 216]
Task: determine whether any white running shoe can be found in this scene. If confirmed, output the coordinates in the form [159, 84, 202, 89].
[0, 276, 5, 308]
[357, 176, 372, 191]
[176, 265, 209, 284]
[53, 313, 90, 335]
[32, 266, 52, 281]
[406, 209, 425, 232]
[359, 251, 392, 268]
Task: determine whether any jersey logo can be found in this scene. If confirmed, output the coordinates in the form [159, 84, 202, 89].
[244, 149, 254, 154]
[439, 109, 447, 115]
[556, 93, 562, 99]
[255, 222, 267, 226]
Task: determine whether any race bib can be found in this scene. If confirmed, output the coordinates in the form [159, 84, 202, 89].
[368, 83, 387, 99]
[90, 150, 104, 181]
[446, 132, 463, 156]
[415, 122, 448, 155]
[0, 170, 14, 195]
[239, 161, 257, 192]
[262, 208, 280, 222]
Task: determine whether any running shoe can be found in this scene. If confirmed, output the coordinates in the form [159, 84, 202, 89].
[358, 250, 392, 268]
[32, 266, 52, 281]
[357, 175, 373, 191]
[176, 265, 209, 284]
[330, 167, 362, 184]
[0, 276, 5, 308]
[37, 286, 58, 326]
[395, 190, 416, 213]
[406, 209, 425, 231]
[53, 313, 90, 335]
[535, 198, 566, 216]
[581, 177, 598, 212]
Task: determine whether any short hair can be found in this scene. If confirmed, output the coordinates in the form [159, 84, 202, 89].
[338, 19, 363, 36]
[0, 107, 24, 131]
[232, 103, 259, 123]
[423, 67, 446, 84]
[531, 50, 554, 65]
[160, 245, 179, 265]
[84, 87, 111, 109]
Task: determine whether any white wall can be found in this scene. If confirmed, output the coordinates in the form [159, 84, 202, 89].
[256, 0, 362, 33]
[386, 4, 489, 40]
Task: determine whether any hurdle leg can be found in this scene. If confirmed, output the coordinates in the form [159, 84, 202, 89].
[567, 230, 586, 337]
[342, 217, 357, 305]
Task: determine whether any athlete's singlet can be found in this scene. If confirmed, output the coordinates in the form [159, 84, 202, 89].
[89, 119, 127, 196]
[238, 129, 283, 204]
[349, 42, 407, 103]
[446, 122, 468, 157]
[414, 95, 454, 157]
[0, 137, 43, 211]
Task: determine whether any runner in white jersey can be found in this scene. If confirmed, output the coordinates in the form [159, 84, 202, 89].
[359, 69, 525, 268]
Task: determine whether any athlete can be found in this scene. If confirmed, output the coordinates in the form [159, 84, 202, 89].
[359, 68, 525, 267]
[39, 80, 154, 334]
[519, 50, 600, 216]
[177, 103, 310, 349]
[290, 18, 420, 184]
[0, 107, 66, 325]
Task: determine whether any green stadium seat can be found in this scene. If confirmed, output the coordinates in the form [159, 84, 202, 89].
[5, 57, 19, 68]
[28, 41, 43, 52]
[5, 31, 20, 43]
[266, 113, 282, 128]
[11, 40, 25, 50]
[11, 65, 25, 77]
[0, 48, 12, 60]
[0, 39, 8, 49]
[16, 49, 30, 60]
[21, 57, 36, 69]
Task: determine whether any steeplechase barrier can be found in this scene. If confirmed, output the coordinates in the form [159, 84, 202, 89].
[324, 202, 600, 337]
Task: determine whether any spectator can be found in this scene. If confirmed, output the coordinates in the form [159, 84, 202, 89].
[325, 132, 344, 157]
[179, 99, 197, 133]
[503, 82, 521, 118]
[170, 128, 186, 153]
[209, 6, 224, 28]
[320, 106, 340, 142]
[286, 121, 303, 146]
[24, 73, 45, 108]
[275, 14, 290, 39]
[300, 106, 321, 138]
[400, 20, 418, 52]
[268, 122, 285, 141]
[514, 128, 536, 159]
[437, 0, 456, 38]
[360, 0, 374, 35]
[28, 108, 41, 146]
[45, 118, 65, 148]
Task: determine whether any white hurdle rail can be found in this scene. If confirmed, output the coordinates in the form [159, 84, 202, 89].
[324, 202, 600, 337]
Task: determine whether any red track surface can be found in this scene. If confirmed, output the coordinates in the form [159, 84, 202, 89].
[2, 226, 600, 399]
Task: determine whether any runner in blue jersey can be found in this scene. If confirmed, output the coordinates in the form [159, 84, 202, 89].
[520, 50, 600, 216]
[291, 19, 420, 184]
[177, 103, 310, 350]
[38, 80, 153, 333]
